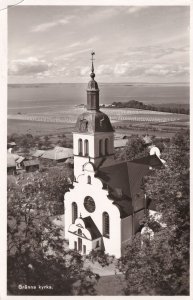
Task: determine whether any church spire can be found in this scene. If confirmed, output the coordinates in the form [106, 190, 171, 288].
[90, 51, 95, 79]
[87, 51, 99, 111]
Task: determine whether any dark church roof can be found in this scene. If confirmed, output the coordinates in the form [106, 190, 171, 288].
[82, 216, 101, 240]
[96, 155, 162, 218]
[74, 110, 114, 133]
[130, 154, 163, 169]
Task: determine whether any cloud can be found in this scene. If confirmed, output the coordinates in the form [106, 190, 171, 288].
[114, 62, 145, 77]
[145, 64, 189, 77]
[9, 57, 54, 76]
[31, 16, 73, 32]
[124, 45, 189, 61]
[153, 46, 189, 59]
[112, 61, 189, 78]
[114, 63, 130, 75]
[66, 37, 98, 50]
[67, 42, 81, 48]
[96, 64, 113, 75]
[78, 7, 121, 27]
[126, 6, 147, 14]
[80, 66, 90, 76]
[85, 36, 99, 45]
[55, 48, 91, 61]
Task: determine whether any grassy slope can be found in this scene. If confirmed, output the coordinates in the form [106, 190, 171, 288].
[95, 274, 126, 295]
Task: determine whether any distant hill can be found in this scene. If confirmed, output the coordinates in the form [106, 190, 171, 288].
[111, 100, 189, 115]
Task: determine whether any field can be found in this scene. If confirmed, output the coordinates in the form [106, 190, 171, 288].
[8, 82, 189, 139]
[8, 119, 74, 136]
[8, 106, 189, 139]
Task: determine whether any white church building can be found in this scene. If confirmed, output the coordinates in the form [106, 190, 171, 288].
[64, 53, 162, 258]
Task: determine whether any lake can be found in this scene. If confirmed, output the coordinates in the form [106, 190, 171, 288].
[8, 83, 189, 115]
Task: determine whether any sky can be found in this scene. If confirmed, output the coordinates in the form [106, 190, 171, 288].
[8, 5, 190, 84]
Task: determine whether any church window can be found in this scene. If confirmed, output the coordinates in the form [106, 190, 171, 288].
[84, 139, 89, 156]
[99, 139, 103, 156]
[78, 139, 82, 156]
[88, 175, 91, 184]
[105, 138, 109, 155]
[84, 196, 96, 213]
[103, 212, 110, 238]
[74, 241, 77, 250]
[72, 202, 78, 224]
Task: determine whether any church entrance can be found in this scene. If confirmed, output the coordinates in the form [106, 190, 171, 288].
[78, 237, 82, 252]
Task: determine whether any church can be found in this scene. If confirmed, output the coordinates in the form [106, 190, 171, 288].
[64, 53, 162, 258]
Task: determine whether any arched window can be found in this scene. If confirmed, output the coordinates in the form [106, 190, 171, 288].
[105, 138, 109, 155]
[103, 212, 110, 238]
[84, 139, 89, 156]
[99, 139, 103, 156]
[72, 202, 78, 224]
[88, 175, 91, 184]
[78, 139, 82, 156]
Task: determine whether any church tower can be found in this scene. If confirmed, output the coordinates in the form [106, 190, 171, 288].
[73, 52, 114, 179]
[64, 52, 162, 258]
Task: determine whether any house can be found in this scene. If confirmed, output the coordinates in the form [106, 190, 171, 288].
[114, 133, 128, 140]
[7, 142, 16, 150]
[64, 53, 163, 258]
[114, 139, 128, 148]
[64, 157, 74, 167]
[32, 149, 45, 158]
[15, 156, 26, 170]
[7, 150, 24, 174]
[33, 147, 73, 162]
[7, 153, 16, 175]
[23, 160, 39, 172]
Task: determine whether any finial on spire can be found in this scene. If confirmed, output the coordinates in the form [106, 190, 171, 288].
[90, 51, 95, 79]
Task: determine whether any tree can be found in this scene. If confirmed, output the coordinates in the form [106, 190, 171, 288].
[115, 135, 149, 161]
[118, 131, 189, 295]
[7, 133, 39, 153]
[7, 172, 98, 295]
[43, 135, 51, 149]
[86, 250, 115, 268]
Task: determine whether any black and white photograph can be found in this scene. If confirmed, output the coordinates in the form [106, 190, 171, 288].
[1, 0, 191, 297]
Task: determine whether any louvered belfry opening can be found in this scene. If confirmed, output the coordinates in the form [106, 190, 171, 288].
[72, 202, 78, 224]
[103, 212, 110, 238]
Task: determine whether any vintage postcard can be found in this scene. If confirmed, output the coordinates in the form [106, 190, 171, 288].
[0, 0, 191, 298]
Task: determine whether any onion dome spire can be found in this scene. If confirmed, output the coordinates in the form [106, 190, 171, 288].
[87, 51, 99, 110]
[90, 51, 95, 79]
[74, 52, 114, 133]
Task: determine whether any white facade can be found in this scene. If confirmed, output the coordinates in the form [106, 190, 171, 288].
[73, 132, 114, 179]
[65, 163, 122, 257]
[64, 56, 149, 258]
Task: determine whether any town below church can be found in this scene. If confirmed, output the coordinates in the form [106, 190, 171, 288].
[7, 54, 189, 296]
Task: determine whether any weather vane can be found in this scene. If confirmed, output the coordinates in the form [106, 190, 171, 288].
[91, 51, 95, 74]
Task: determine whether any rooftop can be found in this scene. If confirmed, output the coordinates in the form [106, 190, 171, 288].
[7, 153, 16, 168]
[16, 156, 25, 164]
[74, 110, 114, 133]
[96, 154, 163, 218]
[114, 139, 128, 148]
[33, 147, 73, 161]
[32, 150, 45, 158]
[82, 216, 101, 240]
